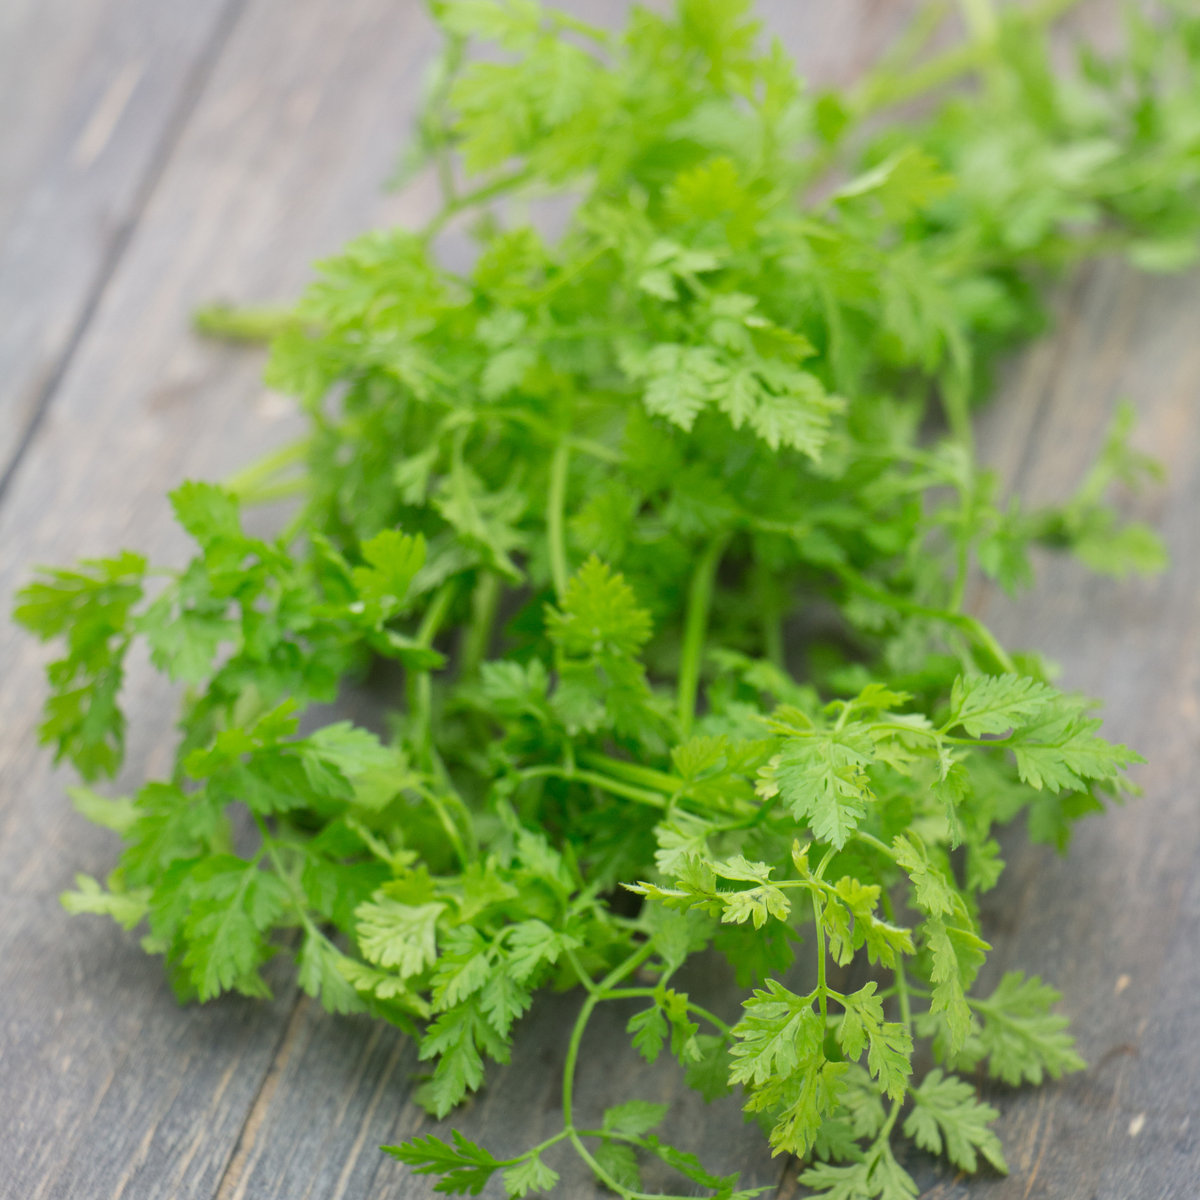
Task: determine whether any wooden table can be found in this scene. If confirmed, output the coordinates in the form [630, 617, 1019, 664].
[1, 2, 1196, 1197]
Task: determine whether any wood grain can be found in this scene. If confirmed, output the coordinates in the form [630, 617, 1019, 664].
[8, 2, 1199, 1199]
[0, 0, 443, 1195]
[940, 258, 1200, 1199]
[0, 0, 248, 495]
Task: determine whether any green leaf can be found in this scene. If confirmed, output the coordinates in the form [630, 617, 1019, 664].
[352, 529, 425, 621]
[338, 957, 431, 1019]
[169, 481, 243, 549]
[67, 785, 137, 835]
[685, 1033, 733, 1101]
[354, 895, 445, 976]
[903, 1069, 1007, 1173]
[181, 857, 285, 1000]
[638, 343, 726, 431]
[1009, 706, 1140, 792]
[927, 918, 990, 1055]
[504, 919, 580, 982]
[974, 971, 1086, 1084]
[545, 556, 652, 658]
[949, 674, 1056, 737]
[594, 1141, 641, 1192]
[891, 833, 956, 918]
[137, 592, 233, 685]
[15, 552, 146, 780]
[297, 929, 367, 1015]
[503, 1154, 559, 1198]
[431, 926, 493, 1009]
[60, 873, 150, 930]
[834, 145, 954, 220]
[771, 725, 876, 848]
[383, 1130, 501, 1195]
[825, 877, 913, 968]
[800, 1137, 918, 1200]
[602, 1099, 669, 1137]
[840, 1064, 886, 1139]
[419, 996, 511, 1115]
[729, 982, 822, 1087]
[628, 1003, 668, 1063]
[837, 983, 913, 1100]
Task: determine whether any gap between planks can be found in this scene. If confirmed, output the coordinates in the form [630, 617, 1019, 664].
[0, 0, 250, 509]
[215, 995, 313, 1200]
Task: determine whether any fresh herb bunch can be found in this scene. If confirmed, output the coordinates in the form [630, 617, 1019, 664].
[16, 0, 1192, 1196]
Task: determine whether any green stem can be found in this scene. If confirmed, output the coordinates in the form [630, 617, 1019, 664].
[460, 571, 500, 678]
[548, 439, 571, 599]
[415, 785, 468, 869]
[958, 0, 999, 45]
[833, 565, 1016, 673]
[880, 889, 912, 1030]
[193, 303, 298, 342]
[222, 437, 308, 501]
[850, 0, 1081, 117]
[855, 830, 899, 862]
[879, 1096, 904, 1140]
[564, 946, 601, 995]
[422, 167, 535, 240]
[519, 765, 666, 810]
[504, 1128, 573, 1166]
[577, 752, 684, 797]
[562, 991, 600, 1136]
[677, 531, 730, 738]
[407, 580, 458, 765]
[812, 890, 828, 1022]
[606, 990, 733, 1037]
[562, 941, 658, 1198]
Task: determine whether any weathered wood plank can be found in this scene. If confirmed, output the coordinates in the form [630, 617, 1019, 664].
[0, 0, 446, 1195]
[892, 259, 1200, 1197]
[19, 4, 1198, 1200]
[0, 0, 248, 494]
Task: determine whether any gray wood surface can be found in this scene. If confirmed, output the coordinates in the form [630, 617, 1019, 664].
[1, 2, 1196, 1198]
[0, 0, 246, 495]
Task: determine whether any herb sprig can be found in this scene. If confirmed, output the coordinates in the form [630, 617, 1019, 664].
[18, 0, 1194, 1196]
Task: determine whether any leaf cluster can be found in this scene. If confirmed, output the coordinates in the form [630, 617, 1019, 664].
[16, 1, 1186, 1196]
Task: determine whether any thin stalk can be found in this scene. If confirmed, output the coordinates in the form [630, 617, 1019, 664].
[548, 439, 571, 599]
[519, 765, 666, 810]
[577, 751, 684, 796]
[812, 888, 829, 1022]
[855, 830, 901, 862]
[412, 785, 467, 869]
[222, 437, 308, 500]
[958, 0, 999, 45]
[850, 0, 1082, 117]
[407, 579, 457, 764]
[833, 564, 1015, 673]
[677, 531, 730, 737]
[460, 571, 500, 678]
[193, 303, 297, 342]
[422, 167, 535, 241]
[564, 946, 601, 995]
[880, 889, 912, 1030]
[606, 989, 733, 1037]
[562, 941, 658, 1197]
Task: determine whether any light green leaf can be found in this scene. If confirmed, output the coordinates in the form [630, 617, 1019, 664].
[354, 896, 444, 976]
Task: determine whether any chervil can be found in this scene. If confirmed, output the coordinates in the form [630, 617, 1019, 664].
[19, 0, 1195, 1195]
